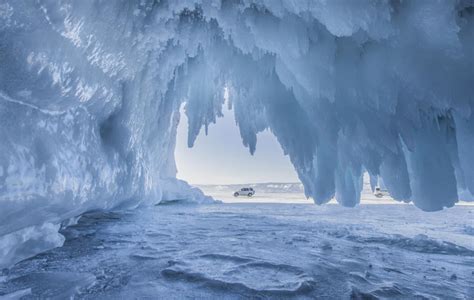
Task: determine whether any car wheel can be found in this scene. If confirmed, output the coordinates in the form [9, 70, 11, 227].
[248, 193, 253, 197]
[234, 192, 239, 197]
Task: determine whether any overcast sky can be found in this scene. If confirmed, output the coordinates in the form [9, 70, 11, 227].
[175, 105, 299, 185]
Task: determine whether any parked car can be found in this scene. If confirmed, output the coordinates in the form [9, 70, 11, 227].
[233, 187, 255, 197]
[374, 186, 388, 198]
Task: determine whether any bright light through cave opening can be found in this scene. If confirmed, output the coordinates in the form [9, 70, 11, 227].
[175, 87, 312, 203]
[176, 87, 298, 185]
[174, 88, 399, 205]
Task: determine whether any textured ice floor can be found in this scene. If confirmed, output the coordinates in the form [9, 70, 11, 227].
[0, 202, 473, 299]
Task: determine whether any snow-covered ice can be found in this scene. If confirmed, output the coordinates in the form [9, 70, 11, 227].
[0, 202, 472, 299]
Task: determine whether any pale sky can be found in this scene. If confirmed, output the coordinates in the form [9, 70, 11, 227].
[175, 105, 299, 185]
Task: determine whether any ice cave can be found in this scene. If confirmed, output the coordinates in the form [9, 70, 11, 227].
[0, 1, 473, 298]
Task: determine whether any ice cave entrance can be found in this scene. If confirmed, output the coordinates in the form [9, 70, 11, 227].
[174, 90, 310, 203]
[174, 88, 394, 204]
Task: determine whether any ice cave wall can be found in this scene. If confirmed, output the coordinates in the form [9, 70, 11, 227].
[0, 0, 473, 267]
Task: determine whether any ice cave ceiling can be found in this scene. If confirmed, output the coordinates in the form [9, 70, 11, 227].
[1, 1, 474, 263]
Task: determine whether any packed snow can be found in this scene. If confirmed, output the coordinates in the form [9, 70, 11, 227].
[1, 0, 474, 269]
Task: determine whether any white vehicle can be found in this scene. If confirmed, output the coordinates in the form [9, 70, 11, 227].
[234, 187, 255, 197]
[374, 186, 388, 198]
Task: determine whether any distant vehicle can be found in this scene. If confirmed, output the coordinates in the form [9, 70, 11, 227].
[234, 187, 255, 197]
[374, 186, 388, 198]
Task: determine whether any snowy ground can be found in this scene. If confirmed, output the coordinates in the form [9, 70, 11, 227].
[0, 199, 473, 299]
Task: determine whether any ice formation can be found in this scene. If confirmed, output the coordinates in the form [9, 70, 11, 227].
[0, 0, 473, 267]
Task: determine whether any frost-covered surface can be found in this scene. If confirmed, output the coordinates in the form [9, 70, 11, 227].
[0, 203, 473, 299]
[1, 0, 474, 267]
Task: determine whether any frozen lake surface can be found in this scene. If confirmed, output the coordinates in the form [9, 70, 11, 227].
[0, 202, 473, 299]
